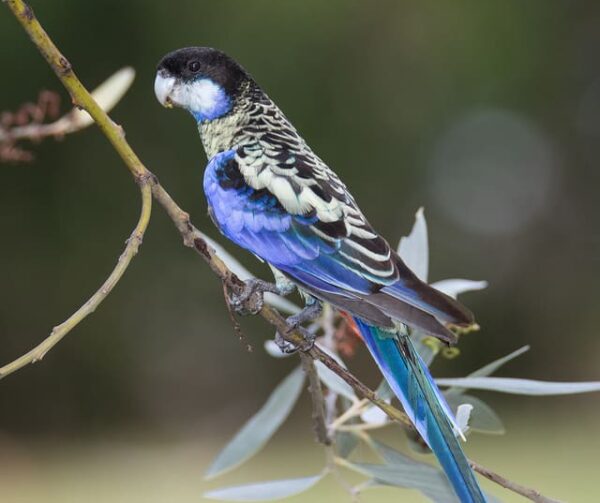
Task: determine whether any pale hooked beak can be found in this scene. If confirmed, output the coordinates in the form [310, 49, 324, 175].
[154, 72, 176, 108]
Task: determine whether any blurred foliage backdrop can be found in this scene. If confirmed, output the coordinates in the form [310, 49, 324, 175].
[1, 1, 600, 501]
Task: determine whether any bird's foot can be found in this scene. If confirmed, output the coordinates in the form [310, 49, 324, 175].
[228, 279, 280, 316]
[286, 300, 323, 327]
[274, 303, 321, 354]
[274, 326, 316, 354]
[274, 331, 300, 354]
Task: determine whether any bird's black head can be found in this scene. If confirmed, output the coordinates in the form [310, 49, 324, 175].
[155, 47, 250, 122]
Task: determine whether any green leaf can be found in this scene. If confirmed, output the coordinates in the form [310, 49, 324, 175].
[445, 393, 505, 434]
[398, 207, 429, 282]
[445, 345, 530, 395]
[205, 367, 305, 479]
[344, 458, 458, 503]
[314, 345, 357, 401]
[437, 376, 600, 396]
[361, 403, 389, 426]
[335, 431, 359, 458]
[373, 439, 437, 469]
[315, 361, 356, 401]
[365, 441, 501, 503]
[204, 475, 323, 501]
[469, 346, 530, 378]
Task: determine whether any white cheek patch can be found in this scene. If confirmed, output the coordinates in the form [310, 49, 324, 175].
[172, 79, 231, 120]
[179, 79, 220, 110]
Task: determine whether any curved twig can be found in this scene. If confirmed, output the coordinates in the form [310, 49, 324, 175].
[0, 181, 152, 379]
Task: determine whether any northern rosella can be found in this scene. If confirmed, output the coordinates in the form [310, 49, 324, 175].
[154, 47, 486, 502]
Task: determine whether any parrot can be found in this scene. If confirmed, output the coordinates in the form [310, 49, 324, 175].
[154, 46, 486, 502]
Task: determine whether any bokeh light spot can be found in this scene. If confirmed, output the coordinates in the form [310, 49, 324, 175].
[430, 109, 558, 236]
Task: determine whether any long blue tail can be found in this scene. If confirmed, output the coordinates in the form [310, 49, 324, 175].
[354, 317, 486, 503]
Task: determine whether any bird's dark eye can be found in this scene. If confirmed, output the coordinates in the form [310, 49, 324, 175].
[187, 60, 201, 73]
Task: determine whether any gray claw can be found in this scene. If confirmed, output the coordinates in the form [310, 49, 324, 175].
[276, 323, 317, 354]
[229, 279, 269, 315]
[274, 332, 299, 354]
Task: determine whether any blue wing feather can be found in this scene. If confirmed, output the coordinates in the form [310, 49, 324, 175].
[205, 150, 372, 286]
[204, 149, 472, 337]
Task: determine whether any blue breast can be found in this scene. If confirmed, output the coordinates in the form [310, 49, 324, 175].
[204, 150, 314, 263]
[203, 150, 380, 296]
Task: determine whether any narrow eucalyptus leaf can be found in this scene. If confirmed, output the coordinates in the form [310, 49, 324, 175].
[315, 361, 356, 401]
[204, 475, 323, 501]
[315, 344, 357, 402]
[445, 345, 529, 395]
[372, 439, 438, 470]
[469, 346, 530, 378]
[361, 403, 389, 426]
[398, 207, 429, 282]
[437, 377, 600, 396]
[335, 431, 359, 458]
[445, 394, 504, 434]
[205, 367, 305, 479]
[263, 293, 302, 316]
[344, 459, 458, 503]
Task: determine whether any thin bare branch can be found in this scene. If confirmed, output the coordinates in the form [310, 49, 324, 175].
[300, 354, 331, 445]
[470, 461, 563, 503]
[0, 181, 152, 379]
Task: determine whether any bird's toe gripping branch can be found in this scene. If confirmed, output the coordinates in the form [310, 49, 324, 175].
[227, 278, 281, 315]
[274, 301, 322, 354]
[274, 332, 300, 354]
[274, 324, 316, 354]
[226, 278, 319, 353]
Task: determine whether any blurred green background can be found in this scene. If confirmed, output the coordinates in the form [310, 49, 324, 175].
[1, 1, 600, 501]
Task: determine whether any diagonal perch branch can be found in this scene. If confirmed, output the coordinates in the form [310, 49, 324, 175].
[1, 1, 563, 502]
[469, 461, 562, 503]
